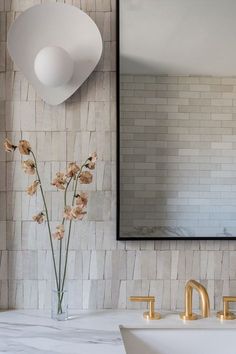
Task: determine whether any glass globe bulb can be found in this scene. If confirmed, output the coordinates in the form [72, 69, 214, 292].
[34, 46, 74, 87]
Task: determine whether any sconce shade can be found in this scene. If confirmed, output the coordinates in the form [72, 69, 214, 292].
[7, 3, 103, 105]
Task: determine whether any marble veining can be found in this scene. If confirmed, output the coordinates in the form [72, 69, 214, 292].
[0, 310, 125, 354]
[124, 226, 195, 238]
[1, 310, 236, 354]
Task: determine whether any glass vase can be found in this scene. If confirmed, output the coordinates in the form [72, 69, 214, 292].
[51, 289, 68, 321]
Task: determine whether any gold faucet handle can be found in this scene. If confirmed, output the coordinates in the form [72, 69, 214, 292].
[217, 296, 236, 320]
[129, 296, 161, 320]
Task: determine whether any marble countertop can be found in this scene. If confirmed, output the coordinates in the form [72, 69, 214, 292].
[1, 310, 236, 353]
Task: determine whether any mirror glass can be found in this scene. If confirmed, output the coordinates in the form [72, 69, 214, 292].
[118, 0, 236, 239]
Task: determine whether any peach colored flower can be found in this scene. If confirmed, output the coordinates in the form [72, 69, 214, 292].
[4, 138, 17, 152]
[53, 224, 65, 240]
[22, 159, 36, 175]
[71, 206, 87, 220]
[90, 152, 97, 162]
[51, 172, 67, 190]
[26, 180, 40, 196]
[66, 162, 80, 178]
[32, 212, 45, 224]
[18, 140, 31, 155]
[64, 206, 73, 220]
[76, 192, 88, 208]
[86, 152, 97, 170]
[79, 171, 93, 184]
[86, 161, 96, 170]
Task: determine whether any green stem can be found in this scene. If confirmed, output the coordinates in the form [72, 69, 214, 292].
[58, 177, 72, 292]
[30, 150, 59, 291]
[60, 161, 89, 294]
[60, 177, 78, 294]
[58, 240, 62, 292]
[64, 177, 72, 207]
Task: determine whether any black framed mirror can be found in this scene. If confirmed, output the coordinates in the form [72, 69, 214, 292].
[117, 0, 236, 240]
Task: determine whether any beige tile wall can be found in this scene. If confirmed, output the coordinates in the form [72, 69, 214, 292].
[1, 0, 236, 311]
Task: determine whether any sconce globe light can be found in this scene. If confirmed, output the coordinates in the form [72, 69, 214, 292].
[34, 46, 74, 88]
[7, 3, 103, 105]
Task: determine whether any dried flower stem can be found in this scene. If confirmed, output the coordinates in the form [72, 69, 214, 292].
[60, 160, 89, 298]
[4, 138, 97, 318]
[30, 150, 59, 291]
[58, 176, 73, 293]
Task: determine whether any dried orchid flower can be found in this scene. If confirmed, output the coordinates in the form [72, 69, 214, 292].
[85, 160, 96, 170]
[51, 172, 67, 190]
[18, 140, 31, 155]
[4, 138, 17, 152]
[26, 180, 40, 196]
[33, 212, 45, 224]
[70, 206, 87, 220]
[66, 162, 80, 178]
[76, 192, 88, 208]
[2, 137, 98, 316]
[64, 206, 73, 220]
[53, 224, 65, 240]
[79, 171, 93, 184]
[86, 152, 97, 170]
[90, 152, 97, 162]
[22, 160, 36, 175]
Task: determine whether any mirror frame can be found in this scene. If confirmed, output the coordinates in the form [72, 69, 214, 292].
[116, 0, 236, 241]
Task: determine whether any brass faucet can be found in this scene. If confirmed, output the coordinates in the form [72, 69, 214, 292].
[129, 296, 161, 320]
[180, 280, 210, 320]
[217, 296, 236, 320]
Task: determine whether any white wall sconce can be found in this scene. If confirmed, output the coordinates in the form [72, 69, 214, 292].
[7, 3, 103, 106]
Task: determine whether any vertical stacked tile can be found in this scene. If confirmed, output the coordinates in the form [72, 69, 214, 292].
[3, 0, 117, 310]
[0, 5, 7, 309]
[2, 0, 236, 311]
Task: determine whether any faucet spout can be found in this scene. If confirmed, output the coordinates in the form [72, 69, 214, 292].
[180, 280, 210, 320]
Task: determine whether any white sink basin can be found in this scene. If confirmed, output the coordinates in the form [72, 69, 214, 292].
[121, 327, 236, 354]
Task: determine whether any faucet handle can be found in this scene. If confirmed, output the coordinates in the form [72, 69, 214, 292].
[129, 296, 161, 320]
[217, 296, 236, 320]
